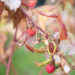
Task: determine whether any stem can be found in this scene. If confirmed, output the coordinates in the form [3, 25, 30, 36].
[39, 67, 45, 75]
[39, 11, 58, 18]
[69, 68, 75, 73]
[72, 66, 75, 68]
[70, 55, 75, 64]
[14, 26, 18, 42]
[11, 62, 18, 75]
[6, 26, 18, 75]
[0, 56, 7, 67]
[17, 31, 26, 41]
[63, 56, 72, 67]
[6, 45, 15, 75]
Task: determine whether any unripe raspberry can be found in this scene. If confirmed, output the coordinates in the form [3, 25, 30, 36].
[46, 64, 55, 74]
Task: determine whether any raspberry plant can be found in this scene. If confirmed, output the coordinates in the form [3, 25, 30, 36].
[0, 0, 75, 75]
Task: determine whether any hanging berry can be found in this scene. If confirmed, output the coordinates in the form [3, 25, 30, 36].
[46, 64, 55, 74]
[28, 0, 36, 8]
[27, 28, 36, 37]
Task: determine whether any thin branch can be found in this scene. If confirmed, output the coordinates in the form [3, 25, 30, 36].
[14, 26, 18, 42]
[39, 11, 58, 18]
[66, 55, 75, 65]
[6, 26, 18, 75]
[6, 45, 15, 75]
[70, 55, 75, 64]
[71, 66, 75, 68]
[69, 68, 75, 73]
[63, 56, 72, 67]
[39, 67, 45, 75]
[17, 31, 26, 41]
[11, 62, 18, 75]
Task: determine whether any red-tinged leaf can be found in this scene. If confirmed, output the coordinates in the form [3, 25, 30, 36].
[60, 31, 67, 40]
[59, 27, 67, 40]
[44, 14, 67, 40]
[38, 11, 67, 40]
[25, 43, 33, 52]
[13, 10, 24, 27]
[57, 17, 67, 40]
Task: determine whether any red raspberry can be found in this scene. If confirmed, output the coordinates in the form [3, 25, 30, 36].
[27, 29, 36, 37]
[46, 64, 55, 74]
[28, 0, 36, 8]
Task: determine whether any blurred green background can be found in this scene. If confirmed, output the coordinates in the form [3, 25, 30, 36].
[0, 43, 75, 75]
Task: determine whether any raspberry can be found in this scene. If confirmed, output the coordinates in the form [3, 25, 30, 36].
[27, 29, 36, 37]
[46, 64, 55, 74]
[28, 0, 36, 8]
